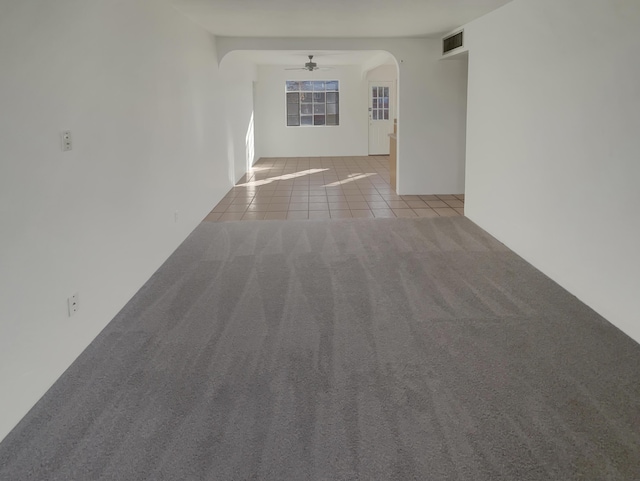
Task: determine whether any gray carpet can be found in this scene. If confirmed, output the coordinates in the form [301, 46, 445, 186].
[1, 217, 639, 480]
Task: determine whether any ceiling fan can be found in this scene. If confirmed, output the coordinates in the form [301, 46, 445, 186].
[285, 55, 332, 72]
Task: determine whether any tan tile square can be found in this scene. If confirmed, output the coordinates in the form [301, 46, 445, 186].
[218, 213, 245, 221]
[287, 211, 309, 220]
[437, 195, 458, 200]
[246, 203, 270, 212]
[348, 201, 370, 210]
[309, 202, 329, 211]
[381, 194, 402, 202]
[386, 200, 409, 209]
[454, 208, 465, 215]
[329, 202, 350, 210]
[225, 204, 249, 213]
[241, 212, 266, 220]
[330, 210, 353, 219]
[231, 197, 254, 205]
[419, 195, 440, 201]
[203, 212, 221, 221]
[264, 212, 287, 220]
[351, 209, 374, 218]
[270, 196, 291, 203]
[455, 194, 465, 200]
[371, 209, 396, 218]
[426, 200, 448, 208]
[367, 201, 389, 210]
[309, 190, 326, 196]
[444, 199, 464, 208]
[289, 202, 309, 211]
[251, 196, 272, 204]
[406, 200, 428, 208]
[434, 208, 460, 217]
[392, 209, 417, 218]
[216, 198, 233, 205]
[400, 195, 422, 201]
[233, 187, 256, 194]
[327, 195, 346, 201]
[266, 203, 289, 212]
[309, 211, 331, 220]
[309, 195, 327, 203]
[211, 204, 228, 213]
[363, 194, 384, 202]
[414, 208, 439, 218]
[345, 194, 365, 202]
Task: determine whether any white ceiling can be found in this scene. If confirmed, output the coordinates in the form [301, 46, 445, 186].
[171, 0, 513, 38]
[227, 50, 395, 68]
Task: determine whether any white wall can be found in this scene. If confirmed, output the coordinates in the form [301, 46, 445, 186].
[0, 0, 249, 441]
[220, 56, 258, 178]
[255, 65, 368, 158]
[218, 38, 468, 194]
[394, 39, 467, 195]
[464, 0, 640, 342]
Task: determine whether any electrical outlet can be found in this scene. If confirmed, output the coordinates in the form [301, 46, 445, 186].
[61, 130, 72, 151]
[68, 293, 79, 316]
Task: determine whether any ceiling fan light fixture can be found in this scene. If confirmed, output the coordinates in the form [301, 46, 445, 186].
[304, 55, 317, 71]
[284, 54, 333, 72]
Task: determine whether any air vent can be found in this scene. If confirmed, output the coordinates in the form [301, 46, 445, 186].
[443, 31, 464, 54]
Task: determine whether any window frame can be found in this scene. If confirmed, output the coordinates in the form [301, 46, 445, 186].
[285, 80, 340, 127]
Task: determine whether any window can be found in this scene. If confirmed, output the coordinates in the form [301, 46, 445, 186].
[371, 86, 389, 121]
[286, 80, 339, 126]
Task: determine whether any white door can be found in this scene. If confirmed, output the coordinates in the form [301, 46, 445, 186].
[368, 81, 393, 155]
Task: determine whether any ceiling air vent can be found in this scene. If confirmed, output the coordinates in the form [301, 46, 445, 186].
[443, 30, 464, 55]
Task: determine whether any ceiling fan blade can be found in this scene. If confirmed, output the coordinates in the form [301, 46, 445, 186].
[285, 67, 306, 70]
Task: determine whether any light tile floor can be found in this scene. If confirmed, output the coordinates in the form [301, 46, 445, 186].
[204, 156, 464, 222]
